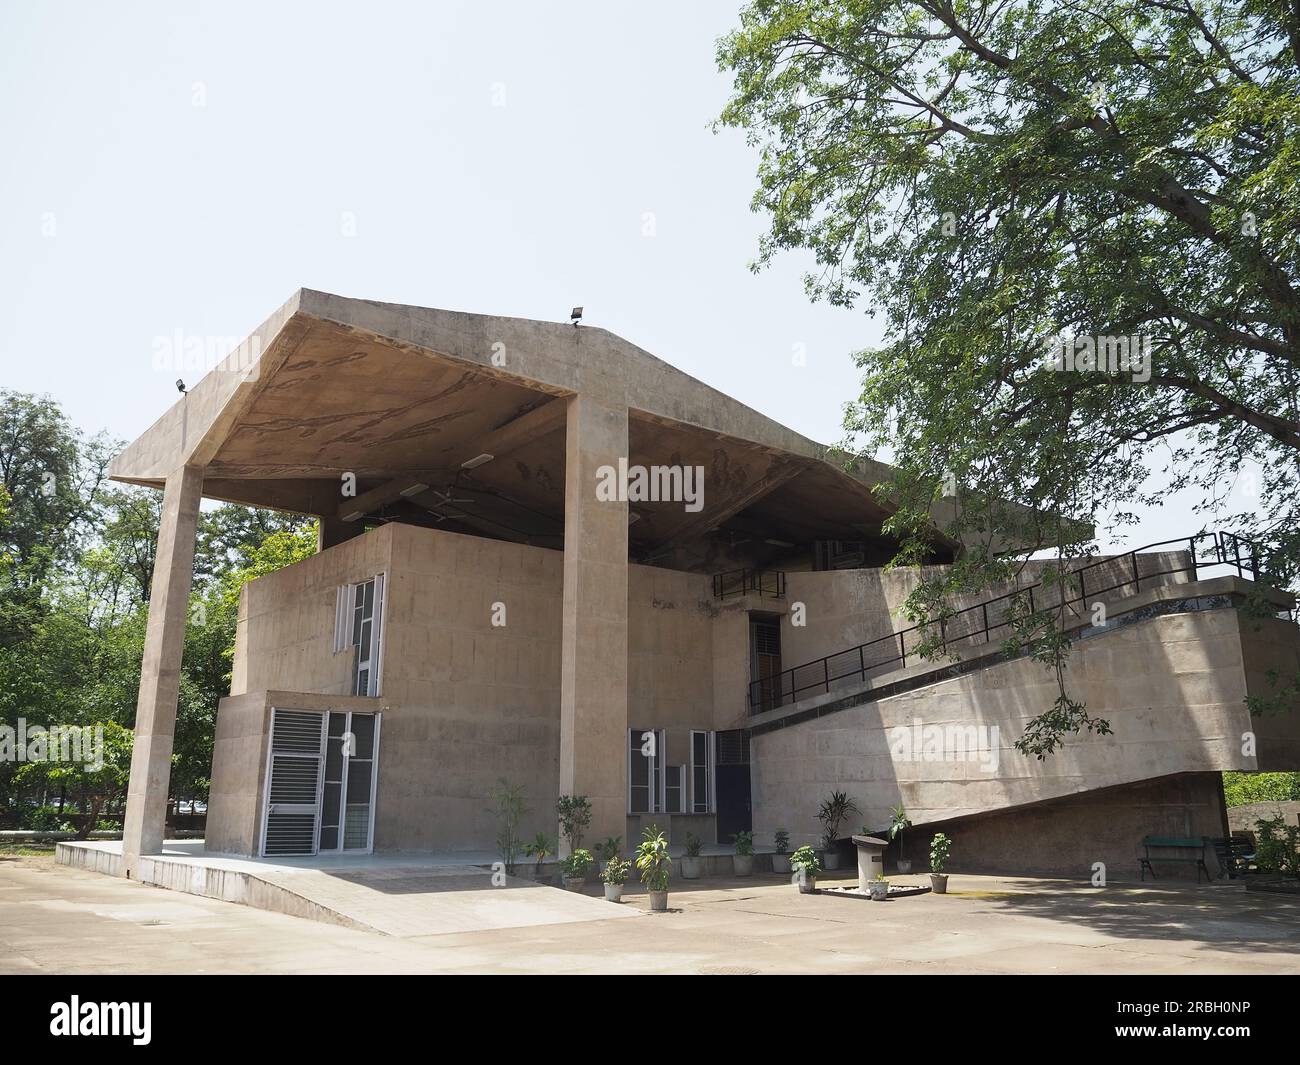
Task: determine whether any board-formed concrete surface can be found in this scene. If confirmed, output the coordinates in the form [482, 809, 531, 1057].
[5, 852, 1299, 974]
[56, 840, 639, 937]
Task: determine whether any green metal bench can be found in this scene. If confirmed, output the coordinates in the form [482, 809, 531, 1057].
[1139, 836, 1212, 884]
[1209, 836, 1255, 879]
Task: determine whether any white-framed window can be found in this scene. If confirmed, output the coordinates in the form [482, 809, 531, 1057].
[690, 729, 714, 813]
[334, 574, 386, 696]
[628, 728, 664, 814]
[665, 765, 685, 814]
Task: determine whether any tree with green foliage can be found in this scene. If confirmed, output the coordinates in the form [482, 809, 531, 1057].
[718, 0, 1300, 754]
[0, 389, 315, 823]
[1223, 770, 1300, 805]
[13, 722, 132, 838]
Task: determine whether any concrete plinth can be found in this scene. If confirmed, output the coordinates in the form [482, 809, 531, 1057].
[853, 834, 888, 892]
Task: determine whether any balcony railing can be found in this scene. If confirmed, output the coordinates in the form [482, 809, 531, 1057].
[712, 568, 786, 601]
[748, 531, 1285, 714]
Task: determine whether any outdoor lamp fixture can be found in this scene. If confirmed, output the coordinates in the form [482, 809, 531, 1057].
[175, 379, 187, 393]
[570, 306, 583, 326]
[765, 538, 795, 548]
[399, 482, 429, 498]
[461, 454, 494, 470]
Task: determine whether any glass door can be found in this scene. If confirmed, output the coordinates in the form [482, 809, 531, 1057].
[318, 711, 380, 853]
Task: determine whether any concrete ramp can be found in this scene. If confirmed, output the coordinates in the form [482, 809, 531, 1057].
[57, 841, 640, 937]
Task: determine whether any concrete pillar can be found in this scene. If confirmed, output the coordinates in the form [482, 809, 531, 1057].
[559, 394, 628, 854]
[317, 515, 366, 552]
[122, 465, 204, 877]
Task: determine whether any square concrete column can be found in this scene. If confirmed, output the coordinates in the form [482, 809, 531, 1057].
[122, 465, 204, 877]
[559, 394, 628, 853]
[317, 514, 366, 552]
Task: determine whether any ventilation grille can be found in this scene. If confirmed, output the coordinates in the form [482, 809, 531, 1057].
[715, 729, 750, 765]
[264, 814, 317, 856]
[272, 710, 326, 753]
[753, 621, 781, 657]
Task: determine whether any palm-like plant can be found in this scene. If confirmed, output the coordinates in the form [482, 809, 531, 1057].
[817, 790, 859, 849]
[889, 804, 912, 845]
[525, 832, 555, 872]
[636, 825, 672, 892]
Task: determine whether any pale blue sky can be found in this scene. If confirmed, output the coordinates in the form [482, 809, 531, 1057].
[0, 0, 1232, 551]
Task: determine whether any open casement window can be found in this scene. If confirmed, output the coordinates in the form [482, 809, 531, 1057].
[627, 728, 666, 814]
[690, 729, 715, 813]
[334, 574, 385, 697]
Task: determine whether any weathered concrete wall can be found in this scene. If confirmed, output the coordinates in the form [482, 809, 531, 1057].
[374, 524, 565, 851]
[889, 773, 1230, 881]
[232, 524, 396, 697]
[1240, 614, 1300, 770]
[205, 692, 271, 856]
[1228, 800, 1300, 834]
[781, 552, 1191, 677]
[628, 566, 716, 733]
[222, 524, 730, 852]
[752, 606, 1259, 859]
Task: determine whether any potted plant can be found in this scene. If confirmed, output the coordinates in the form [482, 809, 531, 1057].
[929, 832, 952, 894]
[601, 855, 631, 902]
[561, 848, 593, 891]
[771, 829, 791, 874]
[524, 831, 556, 882]
[732, 830, 754, 876]
[486, 778, 527, 874]
[868, 873, 890, 901]
[636, 825, 672, 911]
[681, 832, 704, 879]
[889, 804, 913, 874]
[556, 794, 592, 854]
[817, 790, 859, 870]
[789, 844, 821, 893]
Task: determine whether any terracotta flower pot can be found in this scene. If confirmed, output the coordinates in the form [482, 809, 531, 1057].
[681, 857, 702, 879]
[771, 854, 791, 875]
[733, 854, 754, 876]
[797, 876, 817, 894]
[563, 876, 585, 892]
[603, 882, 623, 902]
[930, 873, 948, 894]
[648, 889, 668, 911]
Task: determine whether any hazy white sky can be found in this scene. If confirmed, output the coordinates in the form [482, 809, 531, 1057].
[0, 0, 1237, 551]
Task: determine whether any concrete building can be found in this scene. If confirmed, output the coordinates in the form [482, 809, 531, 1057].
[109, 290, 1300, 880]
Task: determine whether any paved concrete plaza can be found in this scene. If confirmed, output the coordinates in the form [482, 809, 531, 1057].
[3, 852, 1298, 975]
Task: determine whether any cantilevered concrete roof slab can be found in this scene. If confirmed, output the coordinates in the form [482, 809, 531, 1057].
[109, 289, 947, 570]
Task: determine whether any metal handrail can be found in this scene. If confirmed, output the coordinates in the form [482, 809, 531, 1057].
[712, 568, 786, 600]
[747, 531, 1276, 714]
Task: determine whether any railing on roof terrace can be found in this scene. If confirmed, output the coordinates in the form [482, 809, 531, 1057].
[748, 531, 1288, 714]
[712, 568, 786, 601]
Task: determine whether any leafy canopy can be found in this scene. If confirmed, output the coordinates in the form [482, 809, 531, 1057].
[719, 0, 1300, 753]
